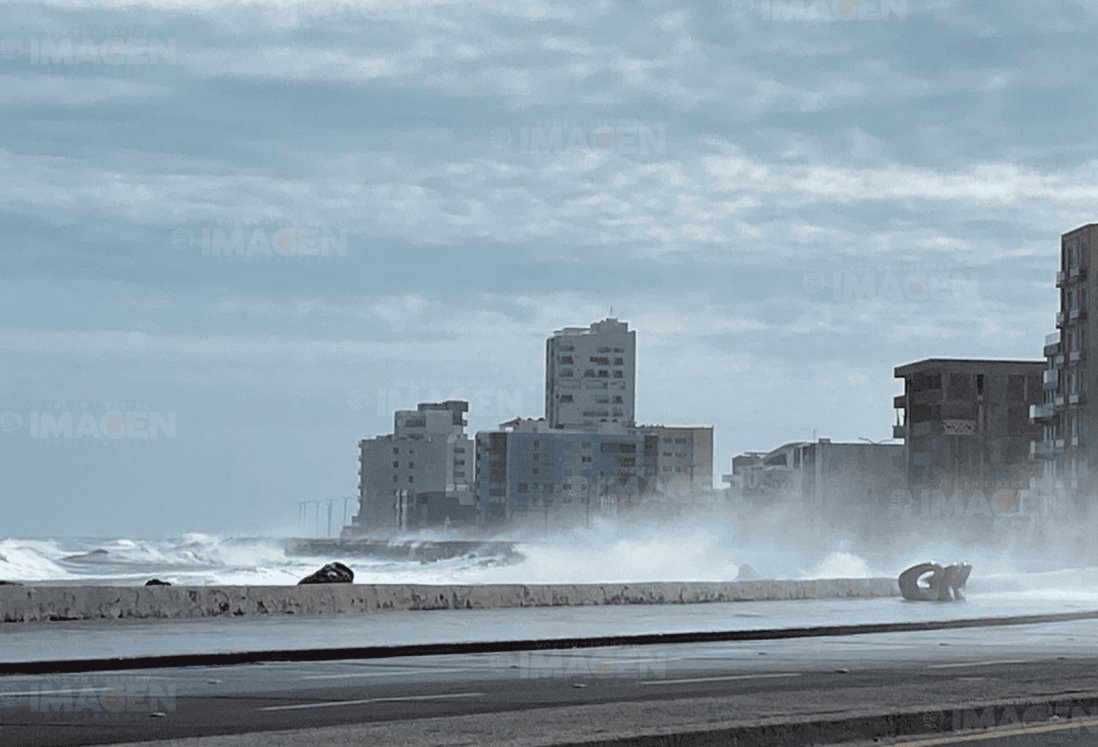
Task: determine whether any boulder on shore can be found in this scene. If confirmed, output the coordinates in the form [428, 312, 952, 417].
[0, 580, 22, 586]
[145, 579, 172, 587]
[298, 562, 354, 585]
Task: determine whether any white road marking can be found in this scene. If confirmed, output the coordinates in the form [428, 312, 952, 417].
[259, 691, 484, 712]
[641, 672, 801, 686]
[301, 668, 466, 680]
[926, 659, 1032, 670]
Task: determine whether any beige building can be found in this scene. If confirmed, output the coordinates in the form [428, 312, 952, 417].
[545, 318, 636, 430]
[640, 425, 714, 499]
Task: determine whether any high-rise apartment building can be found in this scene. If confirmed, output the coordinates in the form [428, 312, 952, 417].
[545, 318, 636, 430]
[1032, 224, 1096, 500]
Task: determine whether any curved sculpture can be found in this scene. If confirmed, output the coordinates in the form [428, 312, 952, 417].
[899, 562, 971, 602]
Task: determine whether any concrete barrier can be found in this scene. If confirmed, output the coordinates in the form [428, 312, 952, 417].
[0, 578, 899, 624]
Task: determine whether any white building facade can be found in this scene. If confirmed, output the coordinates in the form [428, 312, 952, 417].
[348, 401, 474, 535]
[545, 318, 636, 430]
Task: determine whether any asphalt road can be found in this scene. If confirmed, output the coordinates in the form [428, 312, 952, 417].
[4, 619, 1098, 746]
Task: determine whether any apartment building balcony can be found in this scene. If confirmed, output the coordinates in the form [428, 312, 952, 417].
[1055, 393, 1066, 408]
[1070, 305, 1088, 321]
[893, 394, 905, 409]
[1030, 403, 1056, 423]
[1043, 368, 1059, 390]
[1070, 264, 1088, 280]
[1070, 391, 1087, 406]
[1072, 435, 1085, 448]
[1057, 310, 1065, 327]
[1031, 440, 1056, 459]
[1044, 331, 1061, 357]
[1069, 349, 1086, 364]
[892, 423, 906, 439]
[1057, 270, 1066, 287]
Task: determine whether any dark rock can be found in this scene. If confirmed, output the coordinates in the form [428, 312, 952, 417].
[0, 580, 22, 586]
[145, 579, 172, 587]
[298, 562, 354, 585]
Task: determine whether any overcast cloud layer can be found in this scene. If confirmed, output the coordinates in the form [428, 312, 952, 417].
[0, 0, 1090, 536]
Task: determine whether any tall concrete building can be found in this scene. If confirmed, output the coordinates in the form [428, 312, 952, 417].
[893, 359, 1043, 498]
[545, 318, 636, 430]
[475, 418, 658, 526]
[348, 401, 474, 535]
[1032, 223, 1096, 500]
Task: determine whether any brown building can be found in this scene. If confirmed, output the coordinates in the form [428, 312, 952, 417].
[893, 359, 1044, 499]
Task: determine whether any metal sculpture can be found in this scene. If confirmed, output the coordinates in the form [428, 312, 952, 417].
[898, 562, 971, 601]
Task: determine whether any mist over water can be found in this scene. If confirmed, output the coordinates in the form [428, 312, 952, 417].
[4, 496, 1097, 597]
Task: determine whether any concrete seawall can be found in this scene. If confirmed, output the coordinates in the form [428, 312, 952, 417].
[0, 578, 899, 623]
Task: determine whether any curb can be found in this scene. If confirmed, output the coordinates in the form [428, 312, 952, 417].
[565, 692, 1098, 746]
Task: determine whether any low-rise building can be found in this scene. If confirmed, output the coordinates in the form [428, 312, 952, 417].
[640, 425, 714, 500]
[893, 359, 1043, 499]
[724, 439, 905, 531]
[475, 418, 658, 527]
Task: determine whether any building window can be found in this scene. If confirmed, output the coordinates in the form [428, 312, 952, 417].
[518, 483, 528, 493]
[613, 371, 624, 379]
[392, 461, 399, 468]
[408, 476, 414, 483]
[408, 461, 414, 469]
[392, 448, 399, 455]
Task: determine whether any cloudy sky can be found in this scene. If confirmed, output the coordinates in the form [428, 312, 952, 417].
[0, 0, 1093, 537]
